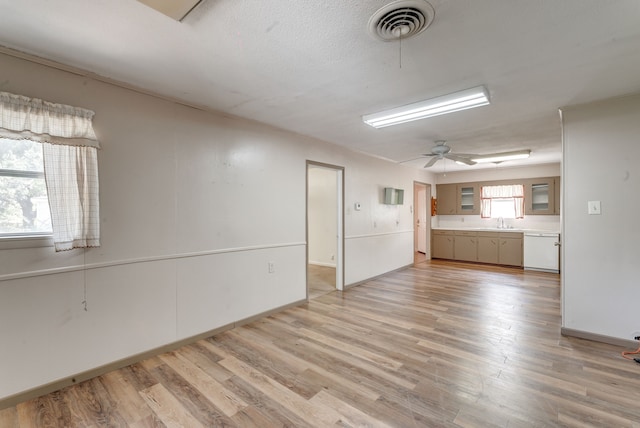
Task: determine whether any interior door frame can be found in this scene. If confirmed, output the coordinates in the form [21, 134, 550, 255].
[306, 160, 345, 297]
[413, 181, 431, 263]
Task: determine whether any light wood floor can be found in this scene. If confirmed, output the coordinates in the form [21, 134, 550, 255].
[3, 260, 640, 427]
[307, 264, 336, 300]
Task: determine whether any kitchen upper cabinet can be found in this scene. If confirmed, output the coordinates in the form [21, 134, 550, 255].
[454, 231, 477, 261]
[437, 183, 479, 215]
[457, 183, 480, 215]
[439, 176, 560, 216]
[477, 232, 499, 264]
[525, 177, 556, 215]
[432, 230, 454, 259]
[436, 184, 457, 215]
[498, 232, 523, 266]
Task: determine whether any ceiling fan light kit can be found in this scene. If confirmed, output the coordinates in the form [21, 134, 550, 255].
[362, 86, 490, 128]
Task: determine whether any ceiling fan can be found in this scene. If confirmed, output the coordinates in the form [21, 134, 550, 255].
[403, 140, 477, 168]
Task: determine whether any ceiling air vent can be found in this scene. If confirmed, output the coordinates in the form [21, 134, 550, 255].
[368, 0, 435, 42]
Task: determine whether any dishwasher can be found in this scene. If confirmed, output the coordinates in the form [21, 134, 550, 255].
[523, 232, 560, 273]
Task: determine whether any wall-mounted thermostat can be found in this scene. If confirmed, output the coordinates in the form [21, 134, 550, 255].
[354, 203, 361, 211]
[588, 200, 601, 215]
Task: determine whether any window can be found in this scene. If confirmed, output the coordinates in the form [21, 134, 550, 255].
[481, 184, 525, 219]
[0, 138, 52, 235]
[0, 91, 101, 251]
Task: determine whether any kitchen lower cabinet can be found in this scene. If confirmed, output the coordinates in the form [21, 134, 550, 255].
[498, 233, 523, 266]
[454, 231, 477, 262]
[477, 232, 499, 264]
[432, 229, 523, 267]
[432, 230, 454, 259]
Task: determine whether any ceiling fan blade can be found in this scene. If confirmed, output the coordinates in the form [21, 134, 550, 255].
[445, 154, 476, 165]
[424, 157, 440, 168]
[399, 156, 427, 163]
[399, 153, 438, 163]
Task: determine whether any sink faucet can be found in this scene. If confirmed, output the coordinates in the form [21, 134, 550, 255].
[497, 217, 504, 229]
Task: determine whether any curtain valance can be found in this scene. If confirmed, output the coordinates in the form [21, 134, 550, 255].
[0, 91, 100, 148]
[481, 184, 524, 198]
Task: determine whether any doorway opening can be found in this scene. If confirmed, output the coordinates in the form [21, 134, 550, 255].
[306, 161, 344, 299]
[414, 181, 431, 265]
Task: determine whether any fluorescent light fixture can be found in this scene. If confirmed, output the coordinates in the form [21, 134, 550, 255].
[470, 150, 531, 164]
[137, 0, 202, 20]
[363, 86, 490, 128]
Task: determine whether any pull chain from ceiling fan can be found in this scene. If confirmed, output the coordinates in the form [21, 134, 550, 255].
[397, 32, 403, 69]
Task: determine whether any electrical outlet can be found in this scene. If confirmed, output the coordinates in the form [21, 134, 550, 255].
[268, 262, 275, 273]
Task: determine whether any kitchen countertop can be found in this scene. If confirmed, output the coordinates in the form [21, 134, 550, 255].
[432, 227, 560, 234]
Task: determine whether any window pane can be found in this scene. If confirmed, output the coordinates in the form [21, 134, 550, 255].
[0, 139, 52, 235]
[0, 138, 44, 171]
[491, 198, 516, 219]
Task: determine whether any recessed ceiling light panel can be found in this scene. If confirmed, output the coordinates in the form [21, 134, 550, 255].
[368, 0, 435, 42]
[137, 0, 202, 21]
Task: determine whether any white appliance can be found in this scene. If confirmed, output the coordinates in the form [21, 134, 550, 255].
[524, 232, 560, 273]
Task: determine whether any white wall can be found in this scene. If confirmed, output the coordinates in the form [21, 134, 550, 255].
[561, 93, 640, 341]
[0, 52, 434, 401]
[308, 166, 337, 267]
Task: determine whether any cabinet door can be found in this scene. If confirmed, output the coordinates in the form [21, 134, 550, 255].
[498, 236, 523, 266]
[432, 233, 454, 259]
[525, 178, 555, 215]
[477, 234, 499, 264]
[436, 184, 457, 215]
[457, 183, 480, 215]
[454, 233, 477, 262]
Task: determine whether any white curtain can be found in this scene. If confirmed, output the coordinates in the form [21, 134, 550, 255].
[0, 91, 100, 251]
[480, 184, 525, 218]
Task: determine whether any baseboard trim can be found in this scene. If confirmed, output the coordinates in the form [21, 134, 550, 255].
[308, 261, 336, 268]
[0, 298, 306, 410]
[561, 327, 639, 349]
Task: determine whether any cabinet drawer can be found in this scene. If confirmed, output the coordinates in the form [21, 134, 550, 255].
[454, 230, 477, 237]
[433, 230, 454, 236]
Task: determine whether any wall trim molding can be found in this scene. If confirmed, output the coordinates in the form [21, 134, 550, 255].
[561, 327, 638, 349]
[0, 241, 306, 283]
[346, 230, 413, 240]
[0, 298, 306, 410]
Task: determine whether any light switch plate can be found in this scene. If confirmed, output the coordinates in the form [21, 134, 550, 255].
[588, 200, 601, 215]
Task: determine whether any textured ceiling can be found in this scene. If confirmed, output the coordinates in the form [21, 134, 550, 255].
[1, 0, 640, 171]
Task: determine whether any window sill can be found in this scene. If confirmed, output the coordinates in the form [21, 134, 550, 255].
[0, 234, 54, 250]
